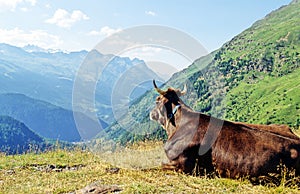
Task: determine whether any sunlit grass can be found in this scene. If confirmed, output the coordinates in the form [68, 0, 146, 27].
[95, 140, 168, 170]
[0, 141, 300, 193]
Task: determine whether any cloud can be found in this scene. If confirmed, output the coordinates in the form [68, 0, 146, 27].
[0, 28, 62, 49]
[20, 7, 29, 12]
[45, 3, 51, 9]
[0, 0, 36, 11]
[45, 9, 89, 28]
[26, 0, 36, 6]
[88, 26, 122, 37]
[145, 11, 157, 16]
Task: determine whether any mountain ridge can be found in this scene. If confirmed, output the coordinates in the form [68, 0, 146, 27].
[0, 115, 46, 154]
[0, 93, 108, 142]
[0, 44, 163, 128]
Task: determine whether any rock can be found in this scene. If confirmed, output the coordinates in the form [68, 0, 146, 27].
[29, 164, 84, 172]
[5, 169, 15, 175]
[71, 181, 122, 194]
[105, 167, 120, 174]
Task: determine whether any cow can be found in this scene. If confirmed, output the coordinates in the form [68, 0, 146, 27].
[149, 80, 300, 180]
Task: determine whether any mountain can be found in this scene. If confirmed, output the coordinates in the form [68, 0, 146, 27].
[0, 115, 45, 154]
[22, 44, 48, 53]
[189, 0, 300, 125]
[22, 44, 66, 53]
[0, 43, 87, 108]
[0, 93, 108, 141]
[0, 44, 163, 126]
[73, 49, 164, 124]
[96, 0, 300, 145]
[0, 43, 87, 78]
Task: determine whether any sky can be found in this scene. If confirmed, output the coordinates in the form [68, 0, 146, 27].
[0, 0, 292, 58]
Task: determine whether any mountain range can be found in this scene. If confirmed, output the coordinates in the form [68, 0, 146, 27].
[0, 43, 162, 119]
[0, 41, 163, 146]
[0, 93, 110, 142]
[0, 43, 87, 108]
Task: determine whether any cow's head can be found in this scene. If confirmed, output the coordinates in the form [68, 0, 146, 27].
[150, 80, 186, 135]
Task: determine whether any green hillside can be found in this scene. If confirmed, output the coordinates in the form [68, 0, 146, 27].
[166, 0, 300, 124]
[226, 68, 300, 126]
[96, 0, 300, 145]
[190, 0, 300, 117]
[0, 116, 45, 154]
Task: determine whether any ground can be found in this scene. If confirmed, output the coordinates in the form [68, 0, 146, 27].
[0, 141, 300, 193]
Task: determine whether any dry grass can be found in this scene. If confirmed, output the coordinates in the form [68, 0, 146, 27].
[0, 141, 300, 193]
[95, 141, 168, 170]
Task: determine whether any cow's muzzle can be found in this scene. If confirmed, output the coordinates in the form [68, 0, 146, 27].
[150, 110, 158, 121]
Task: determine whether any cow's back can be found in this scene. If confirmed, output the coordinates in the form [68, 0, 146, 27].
[211, 121, 300, 178]
[233, 122, 298, 140]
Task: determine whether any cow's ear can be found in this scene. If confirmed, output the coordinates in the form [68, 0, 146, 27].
[181, 84, 187, 96]
[175, 84, 187, 97]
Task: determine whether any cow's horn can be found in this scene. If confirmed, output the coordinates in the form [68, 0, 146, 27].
[153, 80, 166, 95]
[181, 84, 187, 96]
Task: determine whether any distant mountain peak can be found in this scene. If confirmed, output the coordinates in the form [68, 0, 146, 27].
[22, 44, 48, 53]
[22, 44, 88, 54]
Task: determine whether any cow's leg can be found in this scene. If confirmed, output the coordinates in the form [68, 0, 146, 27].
[181, 156, 197, 175]
[197, 149, 214, 176]
[161, 160, 180, 171]
[162, 155, 198, 174]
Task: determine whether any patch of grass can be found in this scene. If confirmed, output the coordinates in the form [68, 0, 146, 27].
[94, 140, 168, 170]
[1, 141, 300, 193]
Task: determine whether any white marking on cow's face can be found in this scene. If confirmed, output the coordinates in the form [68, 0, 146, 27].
[150, 95, 167, 126]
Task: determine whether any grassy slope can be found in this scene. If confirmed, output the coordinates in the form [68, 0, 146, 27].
[226, 68, 300, 126]
[1, 143, 300, 193]
[185, 0, 300, 124]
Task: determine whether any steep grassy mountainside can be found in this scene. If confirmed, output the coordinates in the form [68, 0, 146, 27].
[179, 0, 300, 120]
[226, 68, 300, 126]
[0, 116, 45, 154]
[0, 93, 108, 142]
[97, 0, 300, 145]
[190, 1, 299, 122]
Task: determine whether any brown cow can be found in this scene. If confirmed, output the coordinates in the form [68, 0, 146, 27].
[150, 80, 300, 179]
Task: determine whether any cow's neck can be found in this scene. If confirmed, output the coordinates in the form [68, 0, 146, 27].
[165, 102, 194, 139]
